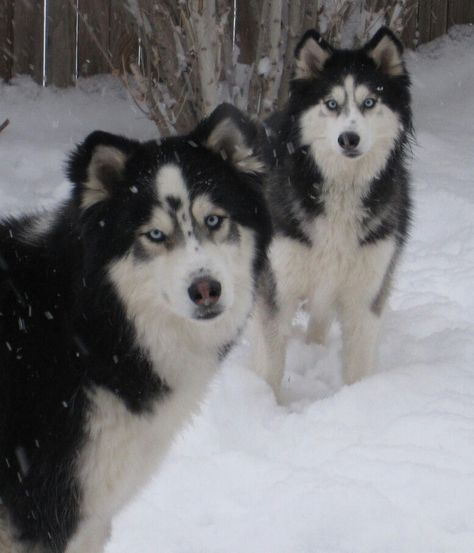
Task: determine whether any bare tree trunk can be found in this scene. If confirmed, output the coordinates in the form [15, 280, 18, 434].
[236, 0, 261, 64]
[217, 0, 236, 102]
[246, 0, 286, 117]
[278, 1, 304, 109]
[246, 0, 270, 115]
[235, 0, 262, 109]
[302, 0, 320, 30]
[187, 0, 219, 115]
[261, 0, 285, 116]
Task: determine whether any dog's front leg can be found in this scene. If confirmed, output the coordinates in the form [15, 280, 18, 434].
[249, 297, 290, 398]
[339, 299, 383, 385]
[338, 240, 397, 384]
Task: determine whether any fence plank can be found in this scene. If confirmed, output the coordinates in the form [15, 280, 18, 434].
[13, 0, 44, 83]
[430, 0, 448, 40]
[401, 0, 418, 49]
[78, 0, 111, 77]
[418, 0, 433, 44]
[0, 0, 14, 81]
[448, 0, 474, 25]
[47, 0, 76, 86]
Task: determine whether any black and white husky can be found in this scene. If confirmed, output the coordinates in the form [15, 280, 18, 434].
[0, 104, 271, 553]
[251, 27, 413, 395]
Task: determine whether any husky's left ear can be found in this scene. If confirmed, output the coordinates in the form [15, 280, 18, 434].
[67, 131, 140, 209]
[195, 103, 265, 174]
[365, 27, 405, 77]
[294, 29, 333, 79]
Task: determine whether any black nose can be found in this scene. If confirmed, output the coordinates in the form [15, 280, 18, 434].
[188, 278, 221, 307]
[338, 132, 360, 151]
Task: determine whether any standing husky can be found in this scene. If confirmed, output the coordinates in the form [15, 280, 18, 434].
[252, 27, 413, 395]
[0, 104, 271, 553]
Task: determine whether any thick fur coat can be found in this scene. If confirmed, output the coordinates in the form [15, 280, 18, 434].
[0, 104, 271, 553]
[251, 27, 413, 394]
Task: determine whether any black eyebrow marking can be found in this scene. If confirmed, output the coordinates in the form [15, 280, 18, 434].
[166, 196, 182, 211]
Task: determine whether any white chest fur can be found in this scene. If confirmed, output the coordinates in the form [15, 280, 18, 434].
[78, 349, 216, 523]
[270, 176, 396, 313]
[307, 180, 365, 290]
[271, 180, 361, 298]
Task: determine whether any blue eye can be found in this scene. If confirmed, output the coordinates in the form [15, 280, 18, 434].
[146, 229, 166, 243]
[363, 98, 376, 109]
[205, 215, 224, 230]
[326, 99, 338, 110]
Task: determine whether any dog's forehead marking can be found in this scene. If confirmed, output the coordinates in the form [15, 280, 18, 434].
[155, 163, 196, 241]
[331, 86, 345, 105]
[166, 196, 182, 211]
[328, 76, 371, 110]
[343, 75, 355, 114]
[355, 84, 371, 104]
[344, 75, 355, 97]
[341, 76, 371, 106]
[155, 164, 188, 208]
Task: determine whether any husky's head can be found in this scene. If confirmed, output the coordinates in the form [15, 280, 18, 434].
[67, 105, 271, 333]
[291, 27, 411, 181]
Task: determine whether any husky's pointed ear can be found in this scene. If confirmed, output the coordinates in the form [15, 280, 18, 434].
[67, 131, 139, 209]
[294, 29, 333, 79]
[196, 103, 265, 174]
[365, 27, 405, 77]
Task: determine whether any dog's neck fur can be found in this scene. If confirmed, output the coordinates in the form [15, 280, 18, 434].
[106, 252, 253, 390]
[308, 140, 393, 191]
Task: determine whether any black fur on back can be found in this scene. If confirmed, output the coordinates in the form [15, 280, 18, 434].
[261, 27, 413, 247]
[0, 104, 271, 552]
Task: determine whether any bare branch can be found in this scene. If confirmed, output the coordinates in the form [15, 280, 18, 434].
[0, 119, 10, 134]
[72, 0, 418, 132]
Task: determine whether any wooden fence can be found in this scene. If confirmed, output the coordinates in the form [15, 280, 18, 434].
[0, 0, 473, 87]
[0, 0, 137, 86]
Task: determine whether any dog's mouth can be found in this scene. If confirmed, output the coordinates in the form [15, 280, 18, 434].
[342, 150, 362, 159]
[193, 307, 223, 321]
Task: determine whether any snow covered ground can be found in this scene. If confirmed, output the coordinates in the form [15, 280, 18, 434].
[1, 25, 473, 553]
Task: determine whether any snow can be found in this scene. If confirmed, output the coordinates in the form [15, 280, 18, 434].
[258, 56, 272, 77]
[0, 76, 157, 214]
[1, 25, 474, 553]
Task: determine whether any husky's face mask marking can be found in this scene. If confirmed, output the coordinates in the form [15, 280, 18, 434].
[292, 28, 411, 180]
[68, 105, 271, 325]
[310, 75, 400, 160]
[125, 164, 247, 321]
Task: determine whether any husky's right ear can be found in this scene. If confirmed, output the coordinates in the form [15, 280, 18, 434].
[195, 103, 265, 174]
[294, 29, 333, 79]
[364, 27, 405, 76]
[67, 131, 139, 210]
